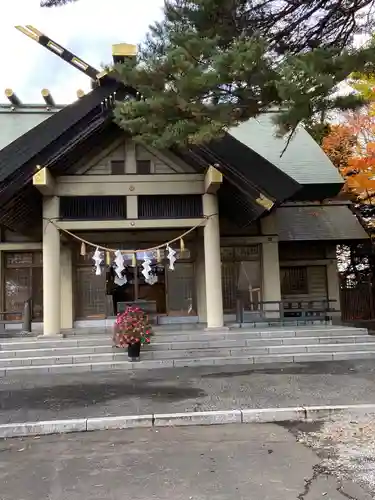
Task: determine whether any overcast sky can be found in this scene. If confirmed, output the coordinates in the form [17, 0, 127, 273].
[2, 2, 369, 106]
[1, 0, 164, 104]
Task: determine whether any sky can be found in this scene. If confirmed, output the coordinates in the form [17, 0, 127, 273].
[1, 0, 165, 104]
[1, 2, 370, 106]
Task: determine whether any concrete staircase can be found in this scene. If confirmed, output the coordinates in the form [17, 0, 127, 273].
[0, 326, 374, 376]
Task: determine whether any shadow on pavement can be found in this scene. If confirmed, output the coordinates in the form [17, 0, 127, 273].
[0, 381, 206, 411]
[200, 360, 369, 378]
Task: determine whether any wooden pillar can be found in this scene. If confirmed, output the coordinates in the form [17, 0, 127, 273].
[203, 193, 225, 329]
[43, 196, 61, 335]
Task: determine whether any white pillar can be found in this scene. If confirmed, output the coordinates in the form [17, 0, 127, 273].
[60, 245, 73, 330]
[203, 193, 224, 329]
[261, 213, 281, 317]
[195, 232, 207, 323]
[261, 240, 281, 316]
[43, 196, 61, 335]
[326, 259, 341, 323]
[125, 139, 137, 173]
[126, 196, 138, 218]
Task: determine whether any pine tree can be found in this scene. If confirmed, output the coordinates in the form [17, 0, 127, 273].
[112, 0, 375, 148]
[43, 0, 375, 148]
[347, 35, 375, 102]
[40, 0, 77, 5]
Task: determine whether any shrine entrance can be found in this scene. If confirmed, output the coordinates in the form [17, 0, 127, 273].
[109, 261, 167, 316]
[74, 239, 196, 320]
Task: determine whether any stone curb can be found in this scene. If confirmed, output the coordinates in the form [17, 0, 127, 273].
[2, 404, 375, 439]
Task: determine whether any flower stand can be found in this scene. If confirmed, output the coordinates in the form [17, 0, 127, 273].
[127, 341, 141, 361]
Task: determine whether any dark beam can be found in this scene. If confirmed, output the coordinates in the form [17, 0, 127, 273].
[41, 88, 55, 107]
[5, 88, 21, 106]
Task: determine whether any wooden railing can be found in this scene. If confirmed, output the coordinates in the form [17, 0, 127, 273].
[235, 299, 337, 326]
[0, 299, 32, 334]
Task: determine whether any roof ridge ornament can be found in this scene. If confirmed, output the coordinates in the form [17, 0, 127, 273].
[15, 25, 137, 89]
[15, 25, 101, 82]
[4, 89, 21, 106]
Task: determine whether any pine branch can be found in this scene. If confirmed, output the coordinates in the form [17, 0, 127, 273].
[40, 0, 77, 6]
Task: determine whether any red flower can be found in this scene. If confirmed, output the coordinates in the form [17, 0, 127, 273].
[113, 306, 152, 348]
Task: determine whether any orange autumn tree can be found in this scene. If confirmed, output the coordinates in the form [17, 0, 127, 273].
[322, 105, 375, 210]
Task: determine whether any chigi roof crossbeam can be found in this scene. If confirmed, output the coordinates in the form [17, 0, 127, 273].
[15, 25, 104, 82]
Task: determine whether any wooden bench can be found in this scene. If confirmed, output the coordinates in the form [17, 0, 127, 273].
[238, 300, 337, 327]
[0, 311, 23, 333]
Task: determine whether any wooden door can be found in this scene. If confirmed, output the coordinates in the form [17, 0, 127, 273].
[75, 267, 106, 319]
[221, 262, 237, 313]
[166, 263, 195, 315]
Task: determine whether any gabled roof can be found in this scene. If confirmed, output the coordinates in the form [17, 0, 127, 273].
[229, 113, 344, 186]
[0, 78, 343, 233]
[0, 79, 128, 183]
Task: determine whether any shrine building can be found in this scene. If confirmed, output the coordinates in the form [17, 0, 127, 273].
[0, 36, 368, 335]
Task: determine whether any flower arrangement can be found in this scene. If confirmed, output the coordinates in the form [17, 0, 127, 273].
[113, 306, 152, 348]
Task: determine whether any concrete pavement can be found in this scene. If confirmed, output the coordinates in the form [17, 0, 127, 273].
[0, 423, 370, 500]
[2, 360, 375, 425]
[286, 415, 375, 498]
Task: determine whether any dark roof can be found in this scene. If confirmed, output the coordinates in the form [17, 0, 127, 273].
[175, 137, 301, 223]
[0, 77, 303, 231]
[206, 134, 300, 203]
[276, 205, 368, 241]
[0, 79, 131, 183]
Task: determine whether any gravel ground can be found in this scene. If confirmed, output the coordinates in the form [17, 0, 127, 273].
[286, 413, 375, 498]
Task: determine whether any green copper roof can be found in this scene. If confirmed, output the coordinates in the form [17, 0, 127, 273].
[229, 114, 344, 186]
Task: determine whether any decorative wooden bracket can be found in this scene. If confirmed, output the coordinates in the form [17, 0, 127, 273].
[205, 165, 223, 193]
[33, 166, 55, 195]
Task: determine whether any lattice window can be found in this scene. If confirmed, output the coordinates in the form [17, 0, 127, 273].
[138, 195, 203, 218]
[280, 267, 308, 295]
[221, 262, 237, 312]
[4, 251, 43, 319]
[167, 263, 195, 314]
[60, 196, 126, 220]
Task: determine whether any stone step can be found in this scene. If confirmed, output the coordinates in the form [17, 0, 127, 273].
[2, 341, 375, 368]
[0, 335, 374, 359]
[153, 327, 368, 342]
[1, 349, 375, 376]
[61, 322, 338, 336]
[0, 327, 368, 351]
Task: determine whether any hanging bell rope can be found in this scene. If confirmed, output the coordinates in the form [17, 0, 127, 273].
[80, 242, 86, 256]
[180, 237, 185, 253]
